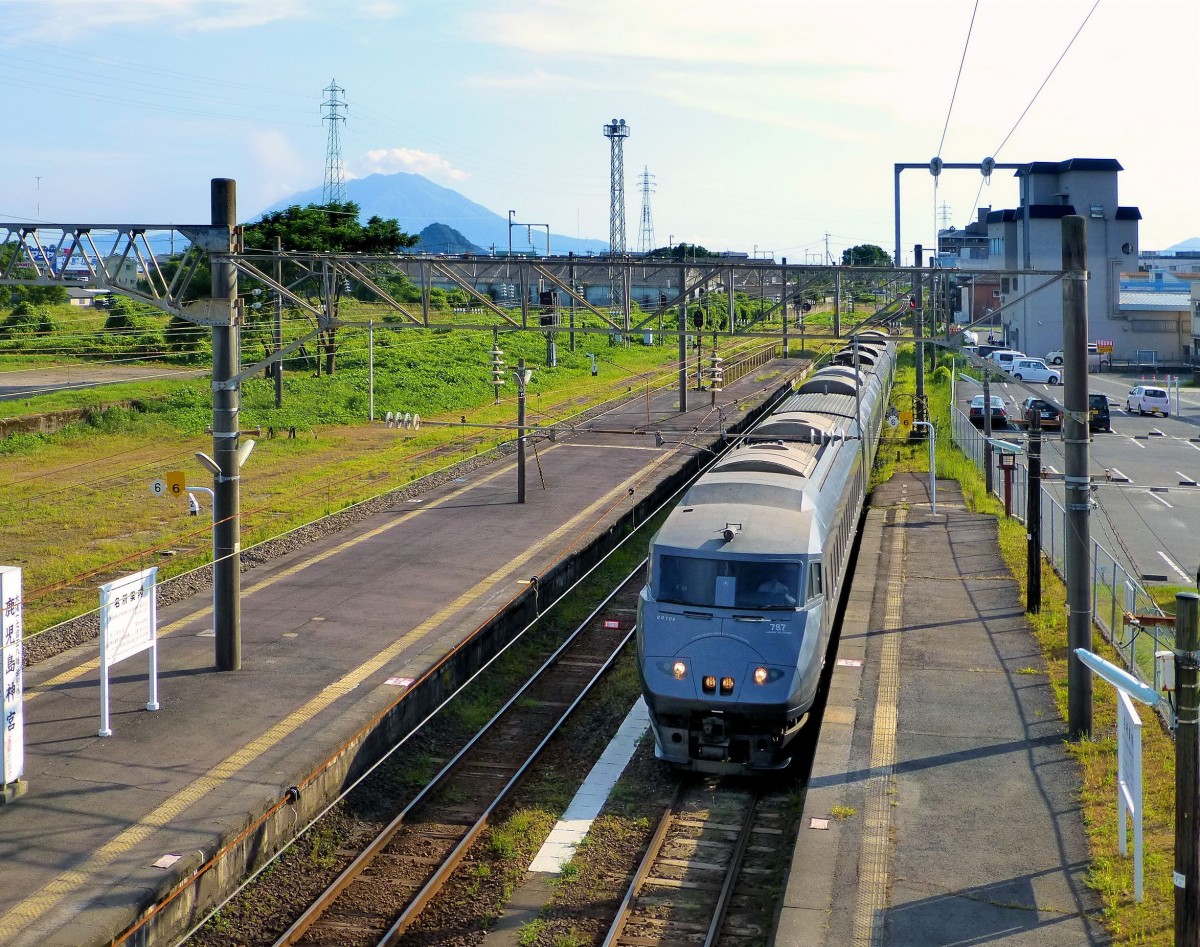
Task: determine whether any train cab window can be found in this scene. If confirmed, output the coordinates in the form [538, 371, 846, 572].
[807, 562, 823, 601]
[658, 555, 718, 607]
[657, 556, 800, 610]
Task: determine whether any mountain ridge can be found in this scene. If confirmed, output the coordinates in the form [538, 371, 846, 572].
[256, 172, 608, 255]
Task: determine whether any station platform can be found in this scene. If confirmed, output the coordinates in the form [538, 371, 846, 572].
[778, 472, 1110, 945]
[0, 356, 801, 947]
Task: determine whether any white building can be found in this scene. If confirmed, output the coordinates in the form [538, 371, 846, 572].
[982, 158, 1140, 361]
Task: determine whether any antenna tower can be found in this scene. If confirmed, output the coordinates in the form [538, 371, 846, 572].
[602, 119, 630, 310]
[322, 80, 348, 204]
[636, 166, 656, 254]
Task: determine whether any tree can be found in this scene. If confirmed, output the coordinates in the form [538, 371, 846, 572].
[841, 244, 892, 267]
[240, 202, 418, 375]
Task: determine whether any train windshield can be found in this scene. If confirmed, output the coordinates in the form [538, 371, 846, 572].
[657, 556, 802, 610]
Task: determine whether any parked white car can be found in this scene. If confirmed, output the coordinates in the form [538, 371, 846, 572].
[1009, 358, 1061, 384]
[1045, 344, 1109, 370]
[1125, 385, 1169, 416]
[987, 350, 1025, 372]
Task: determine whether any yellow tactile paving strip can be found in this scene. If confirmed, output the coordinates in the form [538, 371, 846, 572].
[850, 507, 906, 946]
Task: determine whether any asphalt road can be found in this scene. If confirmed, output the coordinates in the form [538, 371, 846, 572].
[957, 368, 1200, 588]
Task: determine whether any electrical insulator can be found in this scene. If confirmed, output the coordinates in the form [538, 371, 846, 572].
[708, 356, 724, 390]
[490, 346, 505, 385]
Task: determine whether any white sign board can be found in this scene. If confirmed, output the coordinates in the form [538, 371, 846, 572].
[98, 567, 160, 737]
[1, 567, 24, 786]
[1117, 689, 1144, 902]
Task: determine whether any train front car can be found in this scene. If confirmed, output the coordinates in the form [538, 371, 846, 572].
[637, 419, 839, 773]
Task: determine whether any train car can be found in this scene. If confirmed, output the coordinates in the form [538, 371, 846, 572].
[637, 337, 895, 773]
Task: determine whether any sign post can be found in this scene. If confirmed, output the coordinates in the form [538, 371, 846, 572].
[1, 566, 26, 803]
[1117, 689, 1144, 901]
[98, 567, 160, 737]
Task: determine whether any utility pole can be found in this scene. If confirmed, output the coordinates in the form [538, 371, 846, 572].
[678, 263, 688, 412]
[1176, 592, 1200, 946]
[914, 245, 926, 424]
[1062, 215, 1092, 739]
[211, 178, 241, 672]
[273, 235, 283, 408]
[781, 257, 789, 358]
[1026, 411, 1042, 613]
[982, 369, 994, 496]
[515, 357, 528, 504]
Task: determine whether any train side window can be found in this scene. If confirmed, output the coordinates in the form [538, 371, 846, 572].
[807, 562, 823, 601]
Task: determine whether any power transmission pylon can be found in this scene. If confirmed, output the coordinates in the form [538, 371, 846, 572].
[939, 201, 953, 229]
[603, 118, 630, 311]
[637, 166, 656, 255]
[322, 80, 348, 205]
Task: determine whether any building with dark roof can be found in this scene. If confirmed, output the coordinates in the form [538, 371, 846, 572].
[978, 158, 1142, 361]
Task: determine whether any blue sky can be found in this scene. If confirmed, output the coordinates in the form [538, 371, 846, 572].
[1, 0, 1196, 261]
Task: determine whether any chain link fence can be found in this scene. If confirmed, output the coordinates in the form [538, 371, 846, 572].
[949, 374, 1172, 690]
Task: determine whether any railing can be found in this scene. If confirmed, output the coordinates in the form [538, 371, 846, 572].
[949, 377, 1172, 689]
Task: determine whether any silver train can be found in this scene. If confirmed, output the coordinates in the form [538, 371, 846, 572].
[637, 333, 896, 773]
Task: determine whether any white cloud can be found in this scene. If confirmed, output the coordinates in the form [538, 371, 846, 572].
[5, 0, 310, 39]
[246, 130, 313, 203]
[356, 148, 469, 182]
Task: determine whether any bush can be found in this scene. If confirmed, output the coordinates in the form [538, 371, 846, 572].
[1, 302, 55, 336]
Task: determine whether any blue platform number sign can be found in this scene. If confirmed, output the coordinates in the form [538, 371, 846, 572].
[1, 566, 24, 787]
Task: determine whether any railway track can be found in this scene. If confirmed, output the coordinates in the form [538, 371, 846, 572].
[271, 565, 647, 947]
[603, 777, 795, 947]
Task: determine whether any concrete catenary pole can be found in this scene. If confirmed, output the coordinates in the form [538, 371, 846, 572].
[1176, 592, 1200, 945]
[211, 178, 241, 672]
[678, 263, 688, 412]
[1062, 215, 1092, 738]
[1026, 411, 1042, 613]
[982, 368, 993, 496]
[781, 258, 789, 358]
[914, 245, 925, 424]
[516, 357, 527, 504]
[273, 235, 283, 408]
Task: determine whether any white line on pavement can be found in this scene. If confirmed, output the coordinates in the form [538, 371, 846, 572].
[1148, 492, 1174, 509]
[1157, 550, 1190, 582]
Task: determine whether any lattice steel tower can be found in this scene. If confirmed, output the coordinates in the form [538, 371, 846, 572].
[636, 166, 656, 254]
[322, 80, 348, 204]
[603, 118, 629, 309]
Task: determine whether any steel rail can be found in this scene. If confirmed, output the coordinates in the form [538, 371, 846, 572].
[273, 564, 645, 947]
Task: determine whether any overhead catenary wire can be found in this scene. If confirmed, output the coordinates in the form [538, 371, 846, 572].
[965, 0, 1102, 227]
[932, 0, 980, 240]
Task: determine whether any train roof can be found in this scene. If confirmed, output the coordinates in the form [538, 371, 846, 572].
[796, 370, 865, 397]
[749, 410, 845, 443]
[655, 475, 820, 556]
[774, 391, 861, 420]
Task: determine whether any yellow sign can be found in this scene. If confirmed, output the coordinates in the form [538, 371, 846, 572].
[899, 410, 913, 427]
[165, 470, 186, 496]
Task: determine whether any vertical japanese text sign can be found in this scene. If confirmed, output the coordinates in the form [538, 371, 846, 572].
[98, 567, 159, 737]
[1, 566, 24, 787]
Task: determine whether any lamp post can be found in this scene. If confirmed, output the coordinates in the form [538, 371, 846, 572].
[508, 210, 516, 257]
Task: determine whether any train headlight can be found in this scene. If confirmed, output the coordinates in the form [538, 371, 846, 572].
[702, 675, 717, 693]
[672, 660, 688, 680]
[754, 666, 769, 685]
[720, 676, 735, 695]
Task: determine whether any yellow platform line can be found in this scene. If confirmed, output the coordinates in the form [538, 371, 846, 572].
[24, 458, 522, 701]
[851, 508, 907, 947]
[0, 454, 663, 939]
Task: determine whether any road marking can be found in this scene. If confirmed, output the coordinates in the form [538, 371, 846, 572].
[1046, 465, 1061, 476]
[1147, 492, 1173, 509]
[0, 454, 673, 940]
[1157, 551, 1190, 583]
[851, 508, 906, 947]
[1126, 438, 1146, 449]
[1177, 471, 1197, 487]
[1108, 467, 1132, 483]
